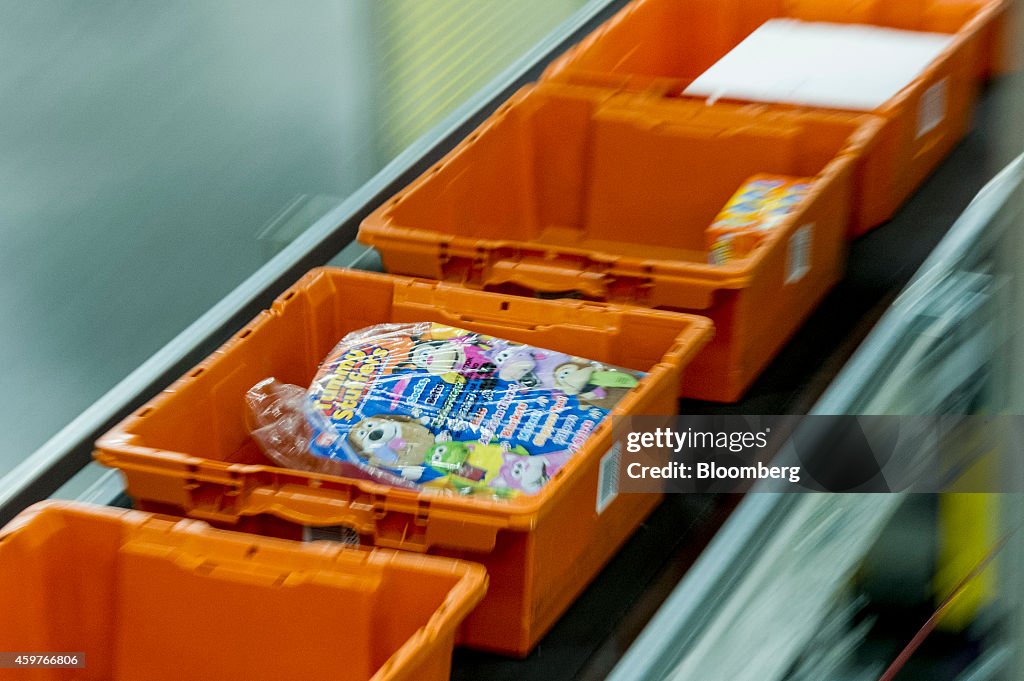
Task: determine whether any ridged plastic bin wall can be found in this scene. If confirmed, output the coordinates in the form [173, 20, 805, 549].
[0, 501, 487, 681]
[360, 84, 881, 401]
[95, 267, 713, 655]
[543, 0, 1008, 234]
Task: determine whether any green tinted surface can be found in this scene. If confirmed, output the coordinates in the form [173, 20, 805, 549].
[0, 0, 586, 473]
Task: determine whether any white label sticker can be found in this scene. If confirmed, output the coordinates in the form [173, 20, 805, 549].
[597, 443, 622, 514]
[786, 224, 813, 284]
[917, 78, 948, 139]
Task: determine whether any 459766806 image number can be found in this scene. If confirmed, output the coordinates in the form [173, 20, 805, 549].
[0, 653, 85, 669]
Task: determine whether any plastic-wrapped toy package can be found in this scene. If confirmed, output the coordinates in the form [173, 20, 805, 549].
[707, 174, 812, 265]
[247, 322, 645, 499]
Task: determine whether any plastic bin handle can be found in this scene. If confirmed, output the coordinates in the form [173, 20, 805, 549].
[241, 486, 382, 530]
[242, 487, 504, 553]
[484, 258, 609, 298]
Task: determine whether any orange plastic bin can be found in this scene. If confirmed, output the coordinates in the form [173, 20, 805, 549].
[0, 501, 486, 681]
[975, 0, 1015, 78]
[95, 267, 713, 655]
[543, 0, 1008, 235]
[359, 83, 881, 402]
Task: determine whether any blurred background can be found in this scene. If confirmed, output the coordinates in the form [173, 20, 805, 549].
[0, 0, 587, 472]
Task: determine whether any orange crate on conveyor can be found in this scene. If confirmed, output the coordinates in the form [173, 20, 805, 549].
[543, 0, 1009, 235]
[0, 501, 486, 681]
[95, 267, 713, 655]
[359, 83, 881, 402]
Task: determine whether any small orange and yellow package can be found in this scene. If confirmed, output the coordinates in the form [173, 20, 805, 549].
[707, 175, 812, 265]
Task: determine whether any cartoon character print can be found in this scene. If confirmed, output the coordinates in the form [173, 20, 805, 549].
[552, 361, 641, 410]
[347, 415, 437, 469]
[394, 335, 497, 384]
[494, 450, 573, 495]
[423, 440, 530, 486]
[488, 339, 573, 389]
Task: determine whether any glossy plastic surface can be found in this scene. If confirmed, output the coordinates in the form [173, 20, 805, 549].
[0, 501, 486, 681]
[95, 267, 712, 654]
[543, 0, 1007, 233]
[360, 83, 879, 401]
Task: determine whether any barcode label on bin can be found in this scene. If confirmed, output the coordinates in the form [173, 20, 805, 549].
[597, 443, 622, 514]
[917, 78, 948, 138]
[303, 525, 360, 545]
[786, 224, 813, 284]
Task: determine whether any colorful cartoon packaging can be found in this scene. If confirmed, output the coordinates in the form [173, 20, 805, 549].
[707, 174, 812, 265]
[248, 323, 645, 499]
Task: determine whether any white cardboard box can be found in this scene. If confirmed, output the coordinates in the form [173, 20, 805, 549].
[684, 19, 955, 111]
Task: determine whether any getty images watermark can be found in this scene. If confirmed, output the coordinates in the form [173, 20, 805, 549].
[624, 426, 801, 484]
[612, 415, 1024, 493]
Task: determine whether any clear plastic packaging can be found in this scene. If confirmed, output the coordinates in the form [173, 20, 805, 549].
[246, 378, 402, 485]
[247, 322, 646, 499]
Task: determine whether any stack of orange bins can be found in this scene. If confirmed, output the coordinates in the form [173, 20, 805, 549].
[95, 268, 713, 655]
[542, 0, 1009, 235]
[0, 501, 487, 681]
